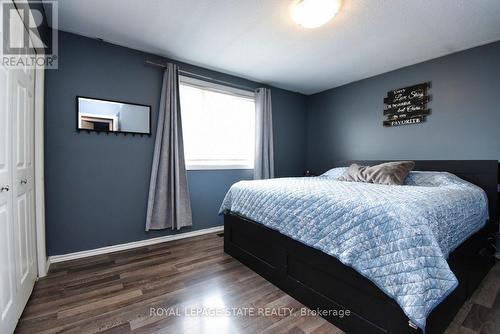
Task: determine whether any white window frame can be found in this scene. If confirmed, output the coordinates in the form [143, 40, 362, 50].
[179, 75, 256, 171]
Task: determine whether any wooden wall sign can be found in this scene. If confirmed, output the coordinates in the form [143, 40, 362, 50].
[383, 82, 430, 127]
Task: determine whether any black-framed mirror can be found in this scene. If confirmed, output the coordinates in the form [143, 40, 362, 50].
[76, 96, 151, 136]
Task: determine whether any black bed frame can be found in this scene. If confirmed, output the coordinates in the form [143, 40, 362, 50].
[224, 160, 498, 334]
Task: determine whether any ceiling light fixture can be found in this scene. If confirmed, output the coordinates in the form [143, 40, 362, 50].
[291, 0, 342, 29]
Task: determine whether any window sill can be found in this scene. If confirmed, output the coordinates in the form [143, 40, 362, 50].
[186, 164, 254, 171]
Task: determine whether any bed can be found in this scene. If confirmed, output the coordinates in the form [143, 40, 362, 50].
[221, 160, 498, 334]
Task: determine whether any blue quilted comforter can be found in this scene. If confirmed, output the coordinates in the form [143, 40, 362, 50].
[219, 170, 488, 331]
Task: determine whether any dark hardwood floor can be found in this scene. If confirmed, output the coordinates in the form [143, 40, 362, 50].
[15, 232, 500, 334]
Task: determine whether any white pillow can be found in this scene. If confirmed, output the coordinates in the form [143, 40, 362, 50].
[321, 167, 347, 179]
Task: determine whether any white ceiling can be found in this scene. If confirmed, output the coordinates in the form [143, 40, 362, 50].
[45, 0, 500, 94]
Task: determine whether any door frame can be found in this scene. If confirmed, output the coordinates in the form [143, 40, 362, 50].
[34, 63, 46, 277]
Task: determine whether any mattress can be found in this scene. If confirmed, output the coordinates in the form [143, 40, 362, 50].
[219, 170, 488, 331]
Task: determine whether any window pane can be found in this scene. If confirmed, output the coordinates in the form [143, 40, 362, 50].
[179, 82, 255, 168]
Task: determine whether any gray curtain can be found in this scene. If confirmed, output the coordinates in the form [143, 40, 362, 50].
[254, 88, 274, 180]
[146, 63, 192, 231]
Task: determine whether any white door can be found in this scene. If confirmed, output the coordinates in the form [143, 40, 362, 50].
[0, 5, 37, 334]
[0, 36, 18, 334]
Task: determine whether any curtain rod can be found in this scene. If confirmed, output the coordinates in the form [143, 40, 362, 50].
[145, 60, 256, 92]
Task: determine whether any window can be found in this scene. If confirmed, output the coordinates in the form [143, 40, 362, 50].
[179, 76, 255, 170]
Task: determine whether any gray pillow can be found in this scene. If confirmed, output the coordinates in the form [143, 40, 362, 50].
[337, 161, 415, 185]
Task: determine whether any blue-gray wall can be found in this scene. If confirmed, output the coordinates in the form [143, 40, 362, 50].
[46, 31, 500, 256]
[307, 41, 500, 173]
[45, 31, 307, 256]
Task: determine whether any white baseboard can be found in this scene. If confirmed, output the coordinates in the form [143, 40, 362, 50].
[44, 258, 51, 277]
[48, 226, 224, 264]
